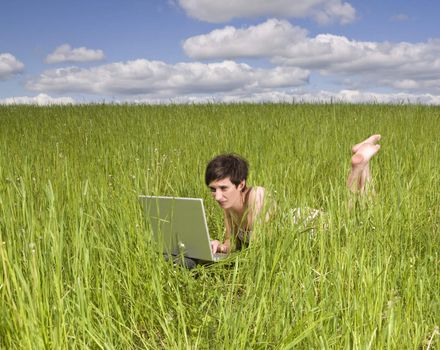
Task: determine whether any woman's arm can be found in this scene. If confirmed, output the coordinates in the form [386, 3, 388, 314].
[221, 212, 232, 252]
[210, 212, 232, 254]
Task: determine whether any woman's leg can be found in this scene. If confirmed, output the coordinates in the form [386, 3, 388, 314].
[347, 134, 381, 193]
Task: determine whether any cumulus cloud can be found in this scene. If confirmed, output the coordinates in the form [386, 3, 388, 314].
[0, 53, 25, 80]
[0, 93, 75, 105]
[26, 59, 310, 96]
[129, 89, 440, 105]
[184, 19, 308, 59]
[178, 0, 355, 24]
[5, 88, 437, 106]
[184, 19, 440, 93]
[45, 44, 105, 64]
[290, 90, 440, 105]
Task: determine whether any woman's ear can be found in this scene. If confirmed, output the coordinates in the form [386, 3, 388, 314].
[238, 180, 246, 192]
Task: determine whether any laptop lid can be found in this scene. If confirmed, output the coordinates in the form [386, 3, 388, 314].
[139, 195, 215, 261]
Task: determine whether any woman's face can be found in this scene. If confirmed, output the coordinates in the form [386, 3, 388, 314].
[208, 177, 245, 210]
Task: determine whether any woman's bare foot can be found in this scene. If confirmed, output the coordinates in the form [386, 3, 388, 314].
[347, 136, 381, 193]
[351, 143, 381, 168]
[352, 134, 381, 154]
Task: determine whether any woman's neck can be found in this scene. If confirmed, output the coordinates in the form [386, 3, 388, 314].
[226, 187, 250, 218]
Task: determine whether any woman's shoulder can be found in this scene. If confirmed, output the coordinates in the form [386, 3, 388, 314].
[248, 186, 266, 206]
[249, 186, 277, 218]
[247, 186, 272, 217]
[246, 186, 276, 224]
[250, 186, 277, 202]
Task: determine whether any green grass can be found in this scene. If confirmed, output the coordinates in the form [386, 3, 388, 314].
[0, 103, 439, 349]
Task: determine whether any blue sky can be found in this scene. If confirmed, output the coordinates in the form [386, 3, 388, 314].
[1, 0, 440, 104]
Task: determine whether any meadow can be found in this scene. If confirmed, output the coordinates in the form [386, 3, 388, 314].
[0, 103, 439, 349]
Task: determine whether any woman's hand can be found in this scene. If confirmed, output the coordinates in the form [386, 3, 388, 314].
[210, 240, 221, 254]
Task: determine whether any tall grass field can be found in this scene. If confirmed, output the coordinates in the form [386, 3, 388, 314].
[1, 104, 439, 349]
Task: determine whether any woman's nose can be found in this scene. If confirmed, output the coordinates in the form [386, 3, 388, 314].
[214, 190, 222, 200]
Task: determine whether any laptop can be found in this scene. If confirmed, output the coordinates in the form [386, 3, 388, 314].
[139, 195, 228, 262]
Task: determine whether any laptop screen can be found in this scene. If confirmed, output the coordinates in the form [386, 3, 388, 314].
[139, 196, 214, 261]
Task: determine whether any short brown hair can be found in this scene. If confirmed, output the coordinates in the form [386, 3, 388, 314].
[205, 154, 248, 188]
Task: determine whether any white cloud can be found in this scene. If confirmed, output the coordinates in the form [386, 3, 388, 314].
[0, 93, 75, 105]
[129, 89, 440, 105]
[27, 59, 310, 96]
[184, 19, 308, 59]
[4, 89, 437, 106]
[0, 53, 24, 80]
[184, 19, 440, 93]
[45, 44, 105, 64]
[178, 0, 355, 24]
[291, 90, 440, 105]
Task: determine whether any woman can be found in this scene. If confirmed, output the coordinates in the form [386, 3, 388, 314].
[208, 134, 381, 254]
